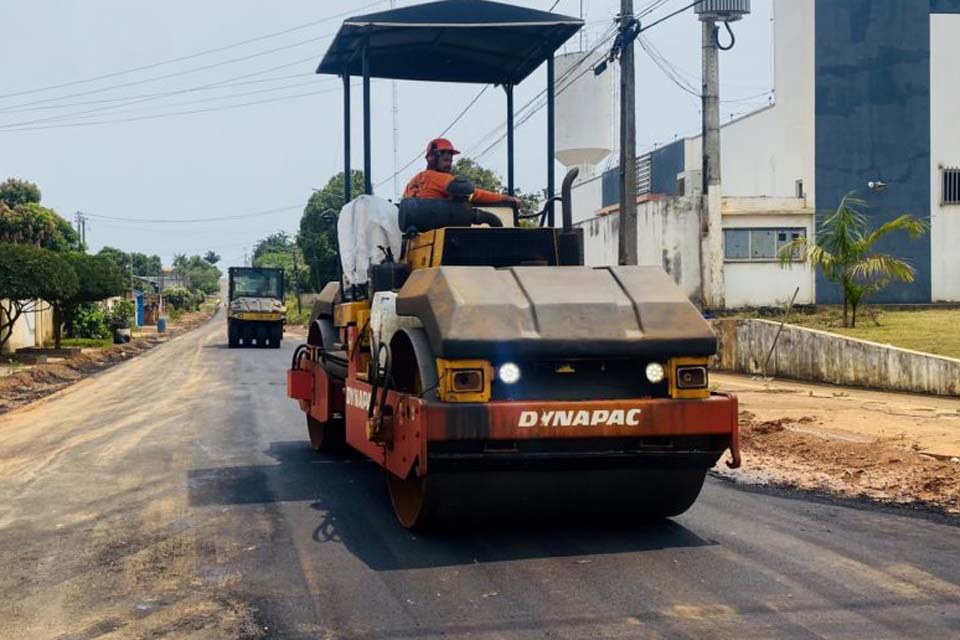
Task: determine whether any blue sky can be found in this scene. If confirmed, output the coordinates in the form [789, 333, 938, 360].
[0, 0, 773, 268]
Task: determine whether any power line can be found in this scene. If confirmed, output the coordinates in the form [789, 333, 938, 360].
[375, 84, 492, 189]
[0, 34, 339, 115]
[638, 0, 708, 33]
[0, 73, 314, 115]
[0, 78, 338, 129]
[1, 80, 347, 133]
[85, 204, 304, 225]
[0, 0, 386, 101]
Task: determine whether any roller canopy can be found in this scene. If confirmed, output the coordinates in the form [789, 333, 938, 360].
[316, 0, 583, 84]
[396, 266, 717, 360]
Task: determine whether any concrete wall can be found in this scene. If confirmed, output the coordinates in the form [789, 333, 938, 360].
[930, 13, 960, 301]
[577, 196, 703, 299]
[569, 169, 605, 225]
[721, 198, 815, 307]
[0, 301, 54, 354]
[712, 318, 960, 397]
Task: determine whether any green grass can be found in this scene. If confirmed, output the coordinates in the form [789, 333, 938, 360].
[45, 337, 113, 349]
[739, 307, 960, 359]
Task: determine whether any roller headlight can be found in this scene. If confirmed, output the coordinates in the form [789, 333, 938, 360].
[645, 362, 665, 384]
[498, 362, 521, 385]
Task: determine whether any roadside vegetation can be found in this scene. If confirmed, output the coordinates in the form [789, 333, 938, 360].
[778, 192, 927, 328]
[745, 306, 960, 360]
[1, 177, 220, 354]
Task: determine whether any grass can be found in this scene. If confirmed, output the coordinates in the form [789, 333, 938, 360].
[44, 337, 113, 349]
[738, 307, 960, 359]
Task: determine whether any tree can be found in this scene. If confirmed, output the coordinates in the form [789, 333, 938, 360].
[203, 250, 221, 265]
[252, 232, 308, 298]
[299, 171, 365, 292]
[0, 178, 41, 208]
[0, 244, 78, 352]
[452, 157, 540, 216]
[0, 201, 79, 250]
[779, 193, 928, 327]
[48, 253, 125, 347]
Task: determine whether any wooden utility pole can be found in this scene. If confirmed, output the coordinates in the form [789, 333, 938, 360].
[618, 0, 638, 266]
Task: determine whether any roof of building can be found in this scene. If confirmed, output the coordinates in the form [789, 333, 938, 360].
[316, 0, 583, 85]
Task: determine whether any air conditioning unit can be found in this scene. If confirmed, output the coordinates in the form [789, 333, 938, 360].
[694, 0, 751, 22]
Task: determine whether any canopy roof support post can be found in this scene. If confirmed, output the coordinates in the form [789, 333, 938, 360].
[362, 43, 372, 195]
[546, 54, 556, 227]
[506, 84, 515, 197]
[343, 74, 352, 204]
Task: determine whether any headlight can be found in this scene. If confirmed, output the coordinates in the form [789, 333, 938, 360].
[645, 362, 665, 384]
[498, 362, 521, 384]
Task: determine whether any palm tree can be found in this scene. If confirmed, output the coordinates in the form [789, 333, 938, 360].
[779, 193, 927, 327]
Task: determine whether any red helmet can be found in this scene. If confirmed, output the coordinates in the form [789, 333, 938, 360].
[425, 138, 460, 160]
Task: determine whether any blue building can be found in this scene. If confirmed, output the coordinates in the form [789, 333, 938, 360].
[575, 0, 960, 306]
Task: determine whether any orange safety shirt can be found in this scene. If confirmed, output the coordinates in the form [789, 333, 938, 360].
[403, 169, 505, 204]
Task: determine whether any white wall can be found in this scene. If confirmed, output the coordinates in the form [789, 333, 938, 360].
[684, 0, 816, 201]
[578, 197, 703, 300]
[569, 169, 606, 225]
[722, 212, 816, 308]
[930, 13, 960, 302]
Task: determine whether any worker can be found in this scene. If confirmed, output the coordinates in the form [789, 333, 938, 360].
[403, 138, 520, 206]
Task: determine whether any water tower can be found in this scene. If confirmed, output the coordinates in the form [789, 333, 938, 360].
[554, 51, 613, 174]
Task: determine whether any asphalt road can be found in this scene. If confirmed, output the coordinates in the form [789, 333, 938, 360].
[1, 310, 958, 639]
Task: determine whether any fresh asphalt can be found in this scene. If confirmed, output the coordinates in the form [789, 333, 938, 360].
[0, 308, 958, 639]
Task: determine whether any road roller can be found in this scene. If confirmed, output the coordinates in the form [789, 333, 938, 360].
[287, 0, 740, 528]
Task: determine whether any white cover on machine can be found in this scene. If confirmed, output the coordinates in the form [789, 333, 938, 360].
[337, 195, 402, 287]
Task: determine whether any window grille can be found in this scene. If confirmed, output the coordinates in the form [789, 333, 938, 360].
[942, 168, 960, 205]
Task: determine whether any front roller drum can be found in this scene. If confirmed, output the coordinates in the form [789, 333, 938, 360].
[386, 466, 709, 530]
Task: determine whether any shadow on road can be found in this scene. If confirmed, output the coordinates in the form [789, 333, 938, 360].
[188, 440, 714, 571]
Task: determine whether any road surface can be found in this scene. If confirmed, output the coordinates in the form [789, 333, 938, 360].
[1, 309, 958, 639]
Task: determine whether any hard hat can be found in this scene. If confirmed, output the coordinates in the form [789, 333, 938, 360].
[425, 138, 460, 159]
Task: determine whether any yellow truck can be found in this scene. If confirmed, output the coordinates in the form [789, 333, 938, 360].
[227, 267, 285, 348]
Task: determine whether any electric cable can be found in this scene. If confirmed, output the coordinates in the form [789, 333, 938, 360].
[0, 0, 386, 101]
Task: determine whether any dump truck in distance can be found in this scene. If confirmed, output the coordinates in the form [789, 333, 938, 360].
[227, 267, 285, 348]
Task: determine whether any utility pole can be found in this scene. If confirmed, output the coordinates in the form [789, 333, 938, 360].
[618, 0, 638, 266]
[74, 211, 87, 250]
[390, 0, 400, 201]
[291, 248, 302, 315]
[700, 18, 724, 309]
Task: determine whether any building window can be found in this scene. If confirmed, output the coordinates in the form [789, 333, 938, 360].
[724, 228, 806, 262]
[942, 168, 960, 205]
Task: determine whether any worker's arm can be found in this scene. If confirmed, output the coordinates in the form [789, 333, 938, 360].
[470, 188, 515, 205]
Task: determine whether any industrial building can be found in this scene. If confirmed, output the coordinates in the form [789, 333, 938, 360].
[563, 0, 960, 307]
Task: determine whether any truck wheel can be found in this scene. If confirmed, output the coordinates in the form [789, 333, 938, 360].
[256, 325, 269, 348]
[307, 414, 345, 452]
[270, 324, 283, 348]
[228, 322, 239, 348]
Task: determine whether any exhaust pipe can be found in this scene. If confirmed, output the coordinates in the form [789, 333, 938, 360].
[561, 167, 579, 232]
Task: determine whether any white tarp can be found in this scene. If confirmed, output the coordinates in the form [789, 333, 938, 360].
[337, 195, 403, 287]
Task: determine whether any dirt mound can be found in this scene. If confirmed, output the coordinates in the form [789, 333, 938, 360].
[726, 410, 960, 515]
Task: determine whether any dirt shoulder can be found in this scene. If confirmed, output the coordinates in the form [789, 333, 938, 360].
[0, 305, 219, 415]
[714, 372, 960, 516]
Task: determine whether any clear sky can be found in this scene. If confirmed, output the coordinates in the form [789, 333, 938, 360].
[0, 0, 774, 268]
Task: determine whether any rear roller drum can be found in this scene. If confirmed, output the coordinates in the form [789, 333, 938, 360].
[306, 414, 345, 453]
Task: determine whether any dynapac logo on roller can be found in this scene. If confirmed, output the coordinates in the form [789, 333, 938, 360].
[518, 409, 642, 428]
[345, 386, 371, 410]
